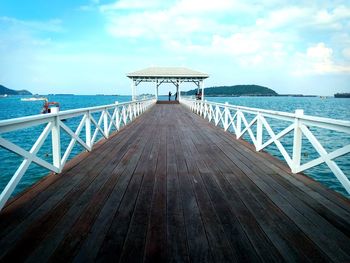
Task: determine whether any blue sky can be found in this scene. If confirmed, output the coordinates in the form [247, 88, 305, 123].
[0, 0, 349, 95]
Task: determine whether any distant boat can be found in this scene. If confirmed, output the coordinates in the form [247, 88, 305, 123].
[0, 94, 8, 98]
[21, 97, 47, 101]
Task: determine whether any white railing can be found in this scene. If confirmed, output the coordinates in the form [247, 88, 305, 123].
[181, 98, 350, 195]
[0, 98, 156, 210]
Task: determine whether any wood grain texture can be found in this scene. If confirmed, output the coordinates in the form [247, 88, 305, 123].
[0, 104, 349, 262]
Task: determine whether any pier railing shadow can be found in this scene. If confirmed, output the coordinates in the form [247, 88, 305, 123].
[0, 98, 156, 211]
[181, 98, 350, 196]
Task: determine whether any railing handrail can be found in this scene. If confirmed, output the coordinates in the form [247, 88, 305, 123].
[180, 98, 350, 195]
[0, 98, 153, 128]
[181, 98, 350, 127]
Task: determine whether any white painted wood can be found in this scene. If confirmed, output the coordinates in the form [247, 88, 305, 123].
[297, 145, 350, 173]
[258, 123, 294, 151]
[60, 117, 90, 168]
[51, 112, 61, 171]
[0, 122, 53, 210]
[131, 79, 135, 101]
[200, 80, 204, 101]
[224, 102, 229, 131]
[240, 114, 258, 146]
[85, 112, 92, 148]
[90, 112, 106, 146]
[236, 111, 242, 139]
[103, 109, 109, 138]
[292, 109, 303, 173]
[260, 116, 293, 167]
[300, 124, 350, 194]
[256, 113, 263, 151]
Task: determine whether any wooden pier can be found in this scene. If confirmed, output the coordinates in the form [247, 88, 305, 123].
[1, 104, 350, 262]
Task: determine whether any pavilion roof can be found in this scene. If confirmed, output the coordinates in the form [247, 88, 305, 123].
[127, 67, 209, 79]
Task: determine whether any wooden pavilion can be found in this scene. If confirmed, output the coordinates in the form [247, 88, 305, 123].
[127, 67, 209, 101]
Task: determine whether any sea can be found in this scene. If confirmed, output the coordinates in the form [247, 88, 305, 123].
[0, 95, 349, 198]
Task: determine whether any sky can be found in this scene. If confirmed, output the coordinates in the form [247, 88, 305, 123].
[0, 0, 350, 96]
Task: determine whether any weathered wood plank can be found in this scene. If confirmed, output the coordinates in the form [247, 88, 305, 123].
[118, 120, 161, 263]
[48, 117, 159, 262]
[179, 120, 239, 263]
[194, 117, 330, 262]
[1, 114, 153, 262]
[143, 124, 167, 263]
[0, 104, 349, 263]
[0, 114, 146, 240]
[166, 120, 189, 263]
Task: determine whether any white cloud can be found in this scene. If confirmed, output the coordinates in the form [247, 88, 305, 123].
[256, 6, 308, 29]
[292, 43, 350, 75]
[256, 4, 350, 31]
[100, 0, 258, 39]
[343, 48, 350, 59]
[0, 16, 62, 32]
[211, 32, 263, 55]
[79, 0, 100, 11]
[100, 0, 163, 11]
[105, 9, 219, 38]
[172, 0, 235, 14]
[307, 43, 333, 61]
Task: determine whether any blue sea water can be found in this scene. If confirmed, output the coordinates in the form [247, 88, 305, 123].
[0, 95, 349, 197]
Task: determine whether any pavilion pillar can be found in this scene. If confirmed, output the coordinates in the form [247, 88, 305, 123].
[131, 79, 136, 101]
[176, 80, 179, 101]
[201, 80, 204, 101]
[178, 82, 181, 101]
[155, 80, 158, 100]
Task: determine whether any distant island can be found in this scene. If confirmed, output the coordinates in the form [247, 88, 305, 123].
[182, 85, 278, 97]
[0, 84, 32, 95]
[334, 93, 350, 98]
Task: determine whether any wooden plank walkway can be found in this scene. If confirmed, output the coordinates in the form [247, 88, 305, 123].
[1, 104, 350, 262]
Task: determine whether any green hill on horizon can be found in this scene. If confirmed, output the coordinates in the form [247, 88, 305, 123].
[0, 85, 32, 95]
[182, 85, 278, 96]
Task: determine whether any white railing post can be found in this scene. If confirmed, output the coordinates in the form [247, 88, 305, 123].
[292, 109, 304, 173]
[256, 113, 263, 151]
[203, 101, 207, 119]
[51, 107, 61, 172]
[85, 111, 92, 149]
[236, 110, 242, 139]
[115, 102, 120, 131]
[140, 102, 143, 113]
[103, 108, 109, 138]
[215, 105, 219, 126]
[122, 106, 127, 124]
[224, 102, 229, 131]
[208, 104, 212, 121]
[128, 105, 133, 121]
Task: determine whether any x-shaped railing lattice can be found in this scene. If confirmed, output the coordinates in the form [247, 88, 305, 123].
[181, 98, 350, 195]
[0, 99, 156, 211]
